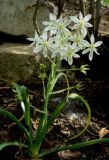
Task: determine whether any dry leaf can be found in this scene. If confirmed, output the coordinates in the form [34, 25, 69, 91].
[31, 118, 38, 129]
[99, 127, 109, 139]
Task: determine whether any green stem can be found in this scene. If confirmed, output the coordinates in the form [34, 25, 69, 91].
[32, 63, 57, 155]
[66, 93, 91, 141]
[43, 63, 57, 124]
[42, 78, 45, 99]
[51, 86, 75, 95]
[57, 68, 79, 72]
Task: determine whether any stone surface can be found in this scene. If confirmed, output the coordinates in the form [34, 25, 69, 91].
[0, 0, 49, 36]
[0, 0, 79, 37]
[0, 0, 109, 37]
[0, 43, 42, 82]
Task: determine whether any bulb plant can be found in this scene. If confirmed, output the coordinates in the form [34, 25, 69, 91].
[0, 12, 109, 159]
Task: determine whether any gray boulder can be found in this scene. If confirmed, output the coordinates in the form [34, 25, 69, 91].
[0, 0, 49, 36]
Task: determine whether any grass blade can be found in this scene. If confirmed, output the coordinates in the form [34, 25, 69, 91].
[0, 108, 32, 148]
[0, 142, 28, 151]
[39, 138, 109, 157]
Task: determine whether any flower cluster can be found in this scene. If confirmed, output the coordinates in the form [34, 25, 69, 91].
[28, 12, 102, 65]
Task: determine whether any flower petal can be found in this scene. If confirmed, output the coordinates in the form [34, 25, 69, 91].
[49, 13, 56, 21]
[51, 52, 57, 58]
[94, 50, 100, 55]
[84, 14, 91, 21]
[48, 46, 57, 53]
[90, 34, 95, 43]
[64, 20, 71, 27]
[41, 32, 48, 40]
[28, 42, 35, 47]
[82, 40, 90, 47]
[70, 16, 79, 23]
[35, 37, 42, 44]
[82, 48, 90, 54]
[68, 56, 73, 65]
[73, 53, 80, 58]
[94, 41, 102, 47]
[43, 26, 52, 32]
[51, 29, 57, 35]
[33, 45, 43, 53]
[74, 47, 80, 53]
[42, 21, 50, 26]
[79, 12, 83, 20]
[81, 26, 87, 36]
[43, 47, 48, 57]
[27, 38, 34, 41]
[85, 22, 92, 27]
[89, 51, 93, 61]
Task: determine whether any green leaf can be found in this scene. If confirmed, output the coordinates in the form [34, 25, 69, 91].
[0, 108, 32, 148]
[12, 83, 31, 127]
[39, 138, 109, 157]
[102, 0, 109, 5]
[0, 142, 28, 151]
[33, 98, 67, 155]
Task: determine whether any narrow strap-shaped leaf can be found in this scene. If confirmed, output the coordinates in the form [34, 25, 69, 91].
[33, 69, 68, 150]
[33, 64, 69, 155]
[33, 98, 67, 154]
[0, 141, 28, 151]
[0, 108, 32, 148]
[39, 138, 109, 157]
[12, 83, 31, 129]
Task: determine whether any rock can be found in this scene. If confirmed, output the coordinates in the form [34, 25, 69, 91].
[0, 43, 42, 82]
[0, 0, 49, 36]
[0, 0, 80, 37]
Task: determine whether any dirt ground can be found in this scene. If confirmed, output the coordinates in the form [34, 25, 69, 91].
[0, 80, 109, 160]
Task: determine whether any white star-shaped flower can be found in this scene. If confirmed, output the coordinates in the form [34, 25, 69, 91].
[42, 13, 57, 35]
[71, 33, 88, 49]
[82, 34, 102, 61]
[43, 13, 71, 36]
[60, 44, 80, 65]
[70, 12, 92, 36]
[54, 16, 71, 35]
[27, 30, 39, 47]
[33, 32, 57, 57]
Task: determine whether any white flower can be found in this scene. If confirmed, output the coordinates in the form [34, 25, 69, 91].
[33, 32, 57, 57]
[71, 33, 88, 49]
[60, 44, 80, 65]
[54, 34, 69, 47]
[70, 12, 92, 36]
[82, 34, 102, 61]
[51, 34, 69, 58]
[43, 13, 71, 36]
[27, 30, 38, 47]
[55, 16, 71, 35]
[42, 13, 57, 35]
